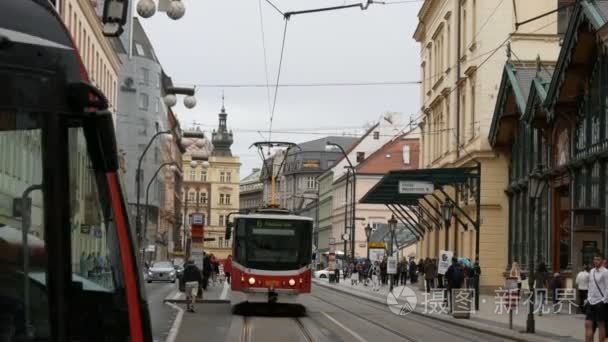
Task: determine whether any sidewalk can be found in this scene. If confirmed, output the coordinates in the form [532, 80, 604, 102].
[164, 279, 230, 304]
[313, 277, 583, 342]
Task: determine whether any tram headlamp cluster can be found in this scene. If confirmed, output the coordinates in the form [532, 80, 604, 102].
[288, 279, 296, 286]
[248, 277, 256, 285]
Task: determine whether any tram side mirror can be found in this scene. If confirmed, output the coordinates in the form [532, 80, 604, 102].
[225, 222, 233, 240]
[102, 0, 129, 37]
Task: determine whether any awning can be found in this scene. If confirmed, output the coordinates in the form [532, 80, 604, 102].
[359, 166, 481, 238]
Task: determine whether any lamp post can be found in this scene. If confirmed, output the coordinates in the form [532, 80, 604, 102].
[365, 223, 373, 260]
[143, 161, 181, 264]
[136, 130, 171, 248]
[388, 215, 397, 292]
[326, 141, 356, 261]
[526, 165, 546, 334]
[440, 200, 454, 290]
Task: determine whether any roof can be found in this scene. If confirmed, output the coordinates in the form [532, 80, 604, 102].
[355, 135, 419, 173]
[241, 169, 262, 184]
[131, 17, 160, 63]
[360, 167, 479, 205]
[332, 123, 379, 166]
[292, 136, 357, 153]
[370, 222, 419, 246]
[522, 66, 554, 124]
[489, 63, 541, 147]
[544, 0, 608, 113]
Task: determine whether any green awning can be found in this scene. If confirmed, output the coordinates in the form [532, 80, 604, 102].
[360, 167, 478, 205]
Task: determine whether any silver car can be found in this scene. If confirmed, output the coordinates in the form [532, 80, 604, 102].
[146, 261, 177, 283]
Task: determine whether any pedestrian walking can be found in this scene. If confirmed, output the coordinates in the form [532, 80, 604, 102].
[535, 261, 549, 315]
[182, 259, 203, 313]
[399, 258, 408, 285]
[576, 265, 590, 314]
[372, 261, 381, 291]
[409, 258, 418, 284]
[509, 261, 522, 297]
[380, 258, 387, 285]
[424, 258, 437, 293]
[223, 255, 233, 284]
[584, 254, 608, 342]
[445, 258, 465, 313]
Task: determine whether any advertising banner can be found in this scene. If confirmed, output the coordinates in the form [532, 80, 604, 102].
[438, 250, 453, 275]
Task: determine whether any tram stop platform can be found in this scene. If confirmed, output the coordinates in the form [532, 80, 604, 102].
[164, 280, 230, 304]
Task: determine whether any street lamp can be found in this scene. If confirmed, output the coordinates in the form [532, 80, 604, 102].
[441, 200, 455, 228]
[364, 223, 373, 260]
[137, 0, 186, 20]
[143, 162, 181, 264]
[388, 215, 398, 292]
[136, 130, 172, 247]
[164, 86, 197, 109]
[526, 165, 546, 334]
[326, 141, 356, 261]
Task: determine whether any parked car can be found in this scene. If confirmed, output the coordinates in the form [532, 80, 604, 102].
[314, 268, 332, 279]
[146, 261, 176, 283]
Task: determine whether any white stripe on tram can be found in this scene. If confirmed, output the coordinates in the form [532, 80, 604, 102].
[0, 27, 73, 50]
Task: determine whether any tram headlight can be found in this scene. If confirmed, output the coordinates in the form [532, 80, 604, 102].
[288, 279, 296, 286]
[248, 277, 256, 285]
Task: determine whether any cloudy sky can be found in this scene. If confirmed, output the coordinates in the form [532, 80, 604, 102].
[139, 0, 423, 175]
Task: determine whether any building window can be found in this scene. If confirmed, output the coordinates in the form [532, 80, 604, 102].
[220, 172, 226, 182]
[200, 171, 207, 182]
[154, 97, 160, 113]
[306, 176, 316, 189]
[135, 43, 145, 56]
[156, 73, 161, 88]
[139, 67, 149, 85]
[470, 80, 476, 139]
[220, 194, 225, 204]
[403, 145, 411, 164]
[226, 172, 232, 183]
[373, 131, 380, 140]
[200, 192, 207, 204]
[219, 237, 224, 248]
[219, 215, 224, 226]
[190, 169, 195, 180]
[188, 191, 195, 202]
[460, 1, 467, 56]
[138, 93, 149, 110]
[137, 118, 147, 136]
[356, 152, 365, 163]
[226, 194, 231, 205]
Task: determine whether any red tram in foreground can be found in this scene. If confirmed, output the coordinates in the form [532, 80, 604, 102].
[226, 208, 313, 304]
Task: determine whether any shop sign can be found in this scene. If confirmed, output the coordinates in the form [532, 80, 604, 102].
[398, 181, 434, 194]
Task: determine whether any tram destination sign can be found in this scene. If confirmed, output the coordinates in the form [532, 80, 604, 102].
[398, 181, 434, 194]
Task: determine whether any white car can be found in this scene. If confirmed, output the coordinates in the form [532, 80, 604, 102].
[146, 261, 177, 283]
[314, 268, 332, 279]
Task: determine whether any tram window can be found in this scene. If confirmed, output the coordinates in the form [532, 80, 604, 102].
[0, 113, 49, 340]
[68, 128, 124, 293]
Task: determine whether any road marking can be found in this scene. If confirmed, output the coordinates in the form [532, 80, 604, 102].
[220, 281, 229, 300]
[321, 312, 367, 342]
[165, 302, 183, 342]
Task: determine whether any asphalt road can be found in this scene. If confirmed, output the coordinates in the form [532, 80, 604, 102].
[174, 285, 521, 342]
[145, 282, 179, 342]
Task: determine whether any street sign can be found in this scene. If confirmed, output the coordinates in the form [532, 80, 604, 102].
[387, 256, 397, 274]
[368, 242, 385, 248]
[191, 213, 204, 225]
[398, 181, 434, 194]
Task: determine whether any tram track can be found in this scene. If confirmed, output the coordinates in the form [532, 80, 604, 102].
[309, 293, 422, 342]
[240, 316, 314, 342]
[311, 287, 511, 342]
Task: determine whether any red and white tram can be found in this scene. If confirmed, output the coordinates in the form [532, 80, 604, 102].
[226, 208, 313, 304]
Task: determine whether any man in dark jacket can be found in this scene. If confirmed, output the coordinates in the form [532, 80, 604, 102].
[202, 252, 212, 290]
[183, 260, 203, 312]
[445, 258, 465, 313]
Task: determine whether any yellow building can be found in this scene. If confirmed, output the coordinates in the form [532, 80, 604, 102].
[180, 105, 240, 260]
[413, 0, 561, 290]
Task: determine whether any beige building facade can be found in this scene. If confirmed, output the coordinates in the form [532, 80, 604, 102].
[413, 0, 561, 290]
[58, 0, 120, 118]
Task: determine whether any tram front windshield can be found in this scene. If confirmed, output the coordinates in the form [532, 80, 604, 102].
[235, 218, 312, 271]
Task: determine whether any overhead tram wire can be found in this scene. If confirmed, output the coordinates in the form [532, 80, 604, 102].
[268, 19, 289, 142]
[264, 0, 284, 16]
[258, 0, 273, 127]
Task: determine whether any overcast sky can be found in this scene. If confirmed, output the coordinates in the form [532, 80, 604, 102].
[139, 0, 423, 176]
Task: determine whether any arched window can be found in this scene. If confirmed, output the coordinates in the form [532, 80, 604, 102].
[402, 145, 411, 164]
